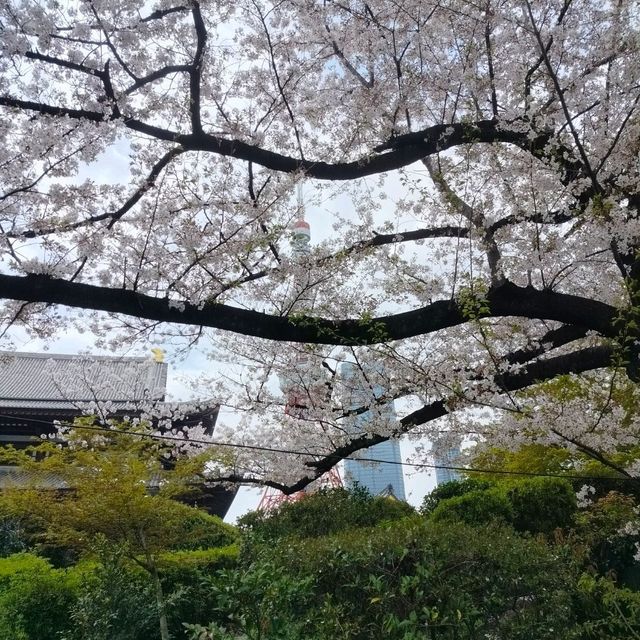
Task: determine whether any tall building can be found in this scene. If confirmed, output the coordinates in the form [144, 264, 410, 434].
[258, 215, 343, 511]
[340, 362, 406, 500]
[433, 447, 462, 485]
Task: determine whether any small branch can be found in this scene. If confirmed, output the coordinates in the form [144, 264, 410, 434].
[4, 147, 184, 238]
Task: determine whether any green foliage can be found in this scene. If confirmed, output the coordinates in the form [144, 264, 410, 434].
[428, 478, 577, 535]
[0, 419, 237, 640]
[574, 574, 640, 638]
[1, 420, 237, 561]
[0, 503, 30, 557]
[0, 545, 242, 640]
[420, 477, 493, 515]
[153, 502, 238, 552]
[219, 517, 581, 639]
[456, 279, 490, 320]
[159, 546, 241, 635]
[0, 554, 76, 640]
[506, 477, 577, 534]
[430, 488, 513, 526]
[196, 561, 318, 640]
[61, 541, 158, 640]
[469, 443, 640, 496]
[238, 486, 414, 544]
[573, 492, 640, 587]
[157, 545, 239, 572]
[469, 444, 574, 478]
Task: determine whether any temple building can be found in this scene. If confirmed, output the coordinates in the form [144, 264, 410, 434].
[0, 351, 235, 517]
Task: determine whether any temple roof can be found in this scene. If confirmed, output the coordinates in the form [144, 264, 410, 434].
[0, 351, 168, 410]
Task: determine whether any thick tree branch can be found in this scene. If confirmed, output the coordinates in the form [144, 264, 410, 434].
[215, 343, 615, 493]
[0, 96, 586, 181]
[0, 275, 617, 344]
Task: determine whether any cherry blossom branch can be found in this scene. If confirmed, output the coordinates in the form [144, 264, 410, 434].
[0, 94, 585, 181]
[252, 0, 306, 159]
[52, 5, 190, 33]
[189, 1, 207, 134]
[325, 24, 374, 89]
[423, 157, 503, 284]
[214, 344, 616, 493]
[524, 0, 598, 188]
[0, 275, 617, 344]
[195, 225, 472, 300]
[2, 148, 185, 238]
[123, 65, 192, 96]
[484, 14, 499, 118]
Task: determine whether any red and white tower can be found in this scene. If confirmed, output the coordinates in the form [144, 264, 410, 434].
[257, 194, 341, 511]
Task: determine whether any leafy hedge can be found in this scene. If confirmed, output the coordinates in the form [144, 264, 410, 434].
[163, 503, 239, 551]
[0, 545, 241, 640]
[506, 477, 577, 534]
[430, 488, 513, 525]
[238, 486, 415, 544]
[0, 554, 77, 640]
[420, 478, 493, 515]
[425, 477, 577, 534]
[214, 517, 582, 640]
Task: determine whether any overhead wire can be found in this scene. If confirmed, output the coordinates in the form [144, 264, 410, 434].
[0, 411, 636, 483]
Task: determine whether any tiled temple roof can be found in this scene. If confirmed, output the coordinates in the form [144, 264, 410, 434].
[0, 351, 168, 410]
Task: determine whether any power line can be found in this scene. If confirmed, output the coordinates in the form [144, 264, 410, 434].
[0, 412, 635, 483]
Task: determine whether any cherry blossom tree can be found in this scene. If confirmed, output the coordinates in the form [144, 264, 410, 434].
[1, 0, 640, 490]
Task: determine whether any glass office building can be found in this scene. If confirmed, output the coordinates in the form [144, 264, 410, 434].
[340, 362, 406, 500]
[433, 446, 462, 485]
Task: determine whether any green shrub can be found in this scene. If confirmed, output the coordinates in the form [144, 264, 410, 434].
[161, 502, 239, 551]
[0, 554, 76, 640]
[420, 477, 493, 515]
[158, 545, 239, 572]
[574, 574, 640, 638]
[61, 543, 157, 640]
[507, 477, 577, 534]
[158, 545, 240, 634]
[430, 487, 513, 525]
[427, 478, 577, 535]
[574, 492, 640, 587]
[0, 553, 52, 583]
[239, 486, 415, 543]
[215, 517, 581, 640]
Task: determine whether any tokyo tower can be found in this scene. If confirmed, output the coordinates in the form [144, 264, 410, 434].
[257, 192, 342, 511]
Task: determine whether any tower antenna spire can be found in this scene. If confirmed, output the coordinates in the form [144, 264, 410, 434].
[297, 181, 304, 219]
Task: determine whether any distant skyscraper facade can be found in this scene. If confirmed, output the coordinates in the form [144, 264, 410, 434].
[433, 445, 462, 485]
[340, 362, 406, 501]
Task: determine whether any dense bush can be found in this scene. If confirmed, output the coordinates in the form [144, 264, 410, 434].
[159, 545, 241, 633]
[0, 554, 76, 640]
[61, 543, 158, 640]
[430, 487, 513, 526]
[161, 502, 239, 551]
[573, 574, 640, 638]
[506, 477, 577, 534]
[420, 478, 493, 515]
[573, 492, 640, 588]
[427, 477, 577, 535]
[238, 486, 415, 543]
[0, 544, 242, 640]
[208, 517, 582, 640]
